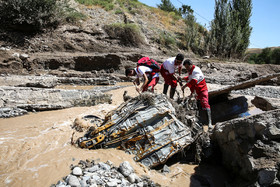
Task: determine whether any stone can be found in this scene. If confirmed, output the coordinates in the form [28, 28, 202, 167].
[99, 162, 111, 171]
[106, 178, 121, 186]
[214, 109, 280, 185]
[258, 169, 278, 186]
[137, 182, 144, 187]
[127, 173, 136, 183]
[268, 125, 280, 139]
[88, 165, 99, 173]
[121, 178, 130, 186]
[20, 53, 29, 60]
[0, 107, 28, 118]
[106, 160, 113, 166]
[128, 173, 141, 183]
[80, 179, 87, 187]
[0, 86, 112, 114]
[68, 175, 81, 187]
[90, 174, 100, 181]
[72, 167, 83, 176]
[82, 176, 90, 182]
[119, 161, 134, 177]
[55, 180, 67, 187]
[12, 53, 20, 58]
[54, 159, 156, 187]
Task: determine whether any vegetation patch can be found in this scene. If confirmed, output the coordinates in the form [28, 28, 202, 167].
[103, 23, 145, 47]
[0, 0, 85, 32]
[247, 47, 280, 64]
[75, 0, 114, 10]
[158, 31, 176, 48]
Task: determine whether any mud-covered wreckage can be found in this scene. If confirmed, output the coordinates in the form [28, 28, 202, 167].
[77, 93, 202, 168]
[76, 73, 280, 168]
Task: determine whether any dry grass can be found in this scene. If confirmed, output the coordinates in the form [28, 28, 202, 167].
[246, 48, 263, 54]
[151, 7, 185, 34]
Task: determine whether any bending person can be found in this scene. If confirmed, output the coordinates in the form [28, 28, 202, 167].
[125, 65, 159, 93]
[181, 59, 213, 130]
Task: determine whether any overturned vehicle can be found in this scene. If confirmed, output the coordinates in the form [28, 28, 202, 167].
[76, 93, 206, 168]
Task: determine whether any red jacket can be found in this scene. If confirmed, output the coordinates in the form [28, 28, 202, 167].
[184, 65, 208, 94]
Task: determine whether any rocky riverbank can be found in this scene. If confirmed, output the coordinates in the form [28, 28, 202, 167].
[52, 160, 159, 187]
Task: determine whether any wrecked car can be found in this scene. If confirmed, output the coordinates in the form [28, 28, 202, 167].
[77, 93, 203, 168]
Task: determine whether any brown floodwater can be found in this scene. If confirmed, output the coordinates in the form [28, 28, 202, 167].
[0, 84, 228, 187]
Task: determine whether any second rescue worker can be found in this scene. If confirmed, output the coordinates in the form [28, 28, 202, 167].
[181, 59, 213, 130]
[160, 53, 184, 99]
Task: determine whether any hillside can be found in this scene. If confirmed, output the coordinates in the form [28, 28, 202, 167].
[0, 1, 279, 76]
[0, 0, 196, 75]
[246, 46, 280, 54]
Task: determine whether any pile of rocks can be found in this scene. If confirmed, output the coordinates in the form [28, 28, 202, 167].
[232, 85, 280, 98]
[0, 107, 28, 118]
[0, 86, 112, 117]
[52, 160, 159, 187]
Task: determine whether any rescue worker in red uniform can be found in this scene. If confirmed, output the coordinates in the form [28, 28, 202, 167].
[125, 65, 159, 93]
[160, 53, 184, 99]
[181, 59, 213, 130]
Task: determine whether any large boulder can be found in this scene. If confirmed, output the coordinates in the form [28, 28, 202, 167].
[214, 109, 280, 186]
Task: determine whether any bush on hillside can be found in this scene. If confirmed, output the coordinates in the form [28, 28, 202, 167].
[157, 0, 178, 15]
[158, 31, 176, 48]
[116, 0, 141, 14]
[0, 0, 85, 32]
[75, 0, 114, 10]
[103, 23, 145, 47]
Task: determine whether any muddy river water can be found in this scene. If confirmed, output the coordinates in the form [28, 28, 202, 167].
[0, 83, 228, 187]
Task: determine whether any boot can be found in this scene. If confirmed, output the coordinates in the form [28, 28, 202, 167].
[206, 108, 213, 130]
[170, 87, 176, 99]
[163, 84, 169, 95]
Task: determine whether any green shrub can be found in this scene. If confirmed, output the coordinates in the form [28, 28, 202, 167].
[117, 0, 141, 8]
[169, 12, 181, 21]
[0, 0, 57, 31]
[115, 9, 123, 14]
[75, 0, 114, 10]
[158, 31, 176, 48]
[271, 48, 280, 65]
[247, 60, 255, 64]
[247, 48, 280, 65]
[59, 2, 87, 24]
[103, 23, 145, 47]
[116, 0, 142, 15]
[0, 0, 85, 32]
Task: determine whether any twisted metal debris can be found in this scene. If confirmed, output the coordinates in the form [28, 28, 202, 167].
[77, 93, 202, 168]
